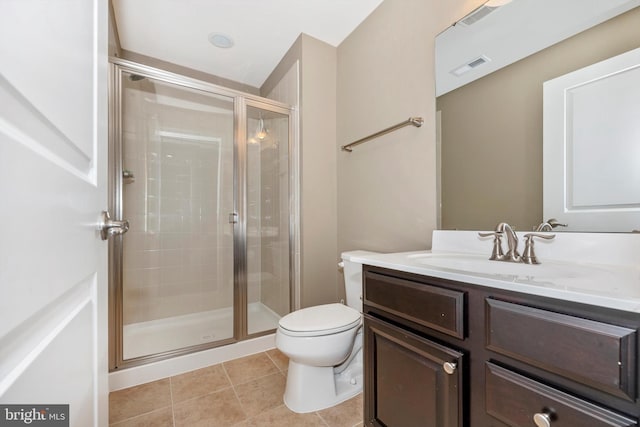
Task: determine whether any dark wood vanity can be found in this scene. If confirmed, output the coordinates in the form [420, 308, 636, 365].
[363, 265, 640, 427]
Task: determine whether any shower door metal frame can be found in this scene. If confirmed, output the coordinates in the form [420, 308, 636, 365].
[108, 59, 297, 371]
[235, 98, 296, 339]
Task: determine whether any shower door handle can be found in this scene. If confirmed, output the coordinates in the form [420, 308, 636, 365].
[228, 212, 238, 224]
[99, 210, 129, 240]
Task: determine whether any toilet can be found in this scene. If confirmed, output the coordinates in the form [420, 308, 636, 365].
[275, 250, 377, 413]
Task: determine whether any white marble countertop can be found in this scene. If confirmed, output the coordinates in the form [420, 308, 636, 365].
[349, 230, 640, 313]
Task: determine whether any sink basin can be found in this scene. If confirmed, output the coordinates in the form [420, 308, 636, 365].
[402, 252, 640, 298]
[407, 253, 579, 278]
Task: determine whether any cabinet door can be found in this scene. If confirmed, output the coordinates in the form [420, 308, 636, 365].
[364, 314, 464, 427]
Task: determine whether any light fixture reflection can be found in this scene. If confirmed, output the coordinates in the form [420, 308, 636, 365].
[485, 0, 511, 7]
[255, 113, 268, 140]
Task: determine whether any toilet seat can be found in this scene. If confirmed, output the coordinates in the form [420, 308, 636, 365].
[278, 303, 361, 337]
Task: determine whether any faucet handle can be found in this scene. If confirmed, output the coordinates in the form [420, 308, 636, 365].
[521, 233, 555, 264]
[536, 218, 568, 232]
[478, 231, 501, 237]
[546, 218, 567, 228]
[478, 231, 505, 261]
[524, 233, 556, 240]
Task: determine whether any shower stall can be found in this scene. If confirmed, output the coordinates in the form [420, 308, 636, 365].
[108, 60, 296, 370]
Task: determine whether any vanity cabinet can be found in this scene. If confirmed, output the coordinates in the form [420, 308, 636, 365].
[362, 265, 640, 427]
[363, 270, 466, 427]
[364, 315, 464, 427]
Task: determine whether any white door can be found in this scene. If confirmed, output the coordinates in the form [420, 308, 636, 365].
[0, 1, 109, 426]
[543, 47, 640, 232]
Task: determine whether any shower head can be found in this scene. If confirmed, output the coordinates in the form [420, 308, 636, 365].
[128, 74, 145, 82]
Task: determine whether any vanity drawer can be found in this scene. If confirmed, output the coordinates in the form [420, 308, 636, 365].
[486, 299, 637, 400]
[364, 271, 465, 339]
[486, 363, 637, 427]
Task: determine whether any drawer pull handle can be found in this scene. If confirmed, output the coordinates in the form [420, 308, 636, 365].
[533, 412, 551, 427]
[443, 362, 457, 375]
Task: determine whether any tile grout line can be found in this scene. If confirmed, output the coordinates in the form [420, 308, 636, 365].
[168, 376, 176, 427]
[166, 384, 236, 406]
[222, 360, 251, 423]
[227, 369, 283, 388]
[265, 349, 289, 375]
[315, 410, 332, 427]
[109, 406, 173, 427]
[224, 352, 284, 388]
[264, 349, 283, 372]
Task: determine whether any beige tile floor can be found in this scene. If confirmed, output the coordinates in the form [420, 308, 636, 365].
[109, 349, 364, 427]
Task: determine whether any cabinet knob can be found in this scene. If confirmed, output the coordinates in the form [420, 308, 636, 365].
[533, 412, 551, 427]
[442, 362, 457, 375]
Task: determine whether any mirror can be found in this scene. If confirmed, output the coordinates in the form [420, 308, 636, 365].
[435, 0, 640, 232]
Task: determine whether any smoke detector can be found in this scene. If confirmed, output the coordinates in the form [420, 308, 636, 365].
[208, 33, 234, 49]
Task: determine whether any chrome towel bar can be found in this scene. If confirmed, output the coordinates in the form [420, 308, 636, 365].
[341, 117, 424, 152]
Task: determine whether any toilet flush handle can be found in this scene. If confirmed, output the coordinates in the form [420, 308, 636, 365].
[338, 261, 344, 268]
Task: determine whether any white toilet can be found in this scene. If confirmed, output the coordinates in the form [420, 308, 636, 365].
[276, 250, 377, 413]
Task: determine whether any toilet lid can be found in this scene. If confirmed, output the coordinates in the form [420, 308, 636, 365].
[279, 303, 361, 336]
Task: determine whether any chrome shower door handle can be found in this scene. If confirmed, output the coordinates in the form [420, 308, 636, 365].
[100, 210, 129, 240]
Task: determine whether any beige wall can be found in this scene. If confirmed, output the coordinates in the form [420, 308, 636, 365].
[108, 0, 122, 57]
[262, 35, 339, 308]
[299, 35, 339, 307]
[336, 0, 484, 265]
[437, 7, 640, 232]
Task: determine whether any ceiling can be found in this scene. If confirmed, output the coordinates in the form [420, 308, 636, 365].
[112, 0, 384, 89]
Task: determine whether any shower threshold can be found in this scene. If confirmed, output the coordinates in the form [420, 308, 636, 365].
[123, 302, 280, 360]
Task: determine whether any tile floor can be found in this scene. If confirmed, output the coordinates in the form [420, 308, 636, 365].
[109, 349, 364, 427]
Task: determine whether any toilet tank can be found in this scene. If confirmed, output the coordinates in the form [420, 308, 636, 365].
[341, 250, 379, 311]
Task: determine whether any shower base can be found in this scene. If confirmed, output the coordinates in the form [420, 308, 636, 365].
[123, 302, 281, 360]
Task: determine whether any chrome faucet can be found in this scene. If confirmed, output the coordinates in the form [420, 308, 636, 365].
[478, 222, 519, 262]
[479, 222, 555, 264]
[496, 222, 521, 262]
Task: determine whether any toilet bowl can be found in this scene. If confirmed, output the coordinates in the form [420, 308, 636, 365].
[275, 250, 377, 413]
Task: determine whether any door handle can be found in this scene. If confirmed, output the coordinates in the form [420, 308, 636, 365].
[100, 211, 129, 240]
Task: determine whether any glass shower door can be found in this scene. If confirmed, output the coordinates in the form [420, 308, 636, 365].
[119, 72, 235, 361]
[245, 103, 291, 335]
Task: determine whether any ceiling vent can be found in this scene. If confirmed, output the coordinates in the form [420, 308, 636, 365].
[450, 55, 491, 76]
[457, 4, 499, 26]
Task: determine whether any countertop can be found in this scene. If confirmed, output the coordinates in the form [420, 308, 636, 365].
[349, 230, 640, 313]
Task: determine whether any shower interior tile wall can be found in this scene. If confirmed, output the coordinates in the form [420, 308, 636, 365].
[122, 83, 234, 326]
